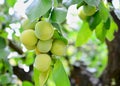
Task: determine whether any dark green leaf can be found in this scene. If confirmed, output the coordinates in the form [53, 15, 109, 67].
[76, 22, 92, 47]
[95, 22, 107, 42]
[0, 37, 6, 49]
[98, 1, 109, 22]
[88, 11, 102, 30]
[52, 59, 70, 86]
[26, 0, 52, 21]
[22, 81, 33, 86]
[50, 7, 67, 23]
[103, 17, 110, 30]
[84, 0, 100, 7]
[77, 1, 86, 9]
[106, 19, 118, 41]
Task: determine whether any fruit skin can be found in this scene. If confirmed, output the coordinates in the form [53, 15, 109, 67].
[35, 48, 41, 55]
[35, 21, 54, 40]
[22, 19, 36, 30]
[20, 30, 38, 46]
[24, 45, 36, 50]
[34, 54, 51, 72]
[37, 39, 53, 53]
[51, 40, 67, 56]
[78, 6, 87, 20]
[83, 5, 96, 16]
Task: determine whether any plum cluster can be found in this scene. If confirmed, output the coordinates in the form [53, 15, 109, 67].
[20, 20, 67, 72]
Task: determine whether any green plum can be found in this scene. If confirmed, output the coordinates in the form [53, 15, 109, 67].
[35, 21, 54, 40]
[34, 54, 51, 72]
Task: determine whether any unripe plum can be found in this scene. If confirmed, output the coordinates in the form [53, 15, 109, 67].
[20, 30, 38, 46]
[78, 6, 87, 20]
[83, 5, 96, 16]
[37, 39, 53, 53]
[24, 45, 36, 50]
[35, 21, 54, 40]
[35, 48, 41, 55]
[34, 54, 51, 72]
[51, 40, 67, 56]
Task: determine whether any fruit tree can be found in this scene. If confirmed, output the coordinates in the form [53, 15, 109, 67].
[0, 0, 120, 86]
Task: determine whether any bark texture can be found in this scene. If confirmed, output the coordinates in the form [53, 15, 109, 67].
[99, 5, 120, 86]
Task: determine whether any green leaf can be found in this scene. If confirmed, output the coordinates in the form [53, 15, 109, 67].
[0, 73, 11, 85]
[22, 81, 33, 86]
[98, 1, 109, 22]
[103, 17, 110, 30]
[76, 22, 92, 47]
[4, 59, 13, 74]
[52, 23, 61, 33]
[34, 67, 51, 86]
[53, 30, 68, 45]
[106, 19, 118, 41]
[63, 0, 83, 8]
[0, 37, 6, 49]
[54, 0, 58, 7]
[34, 68, 40, 86]
[24, 52, 34, 66]
[39, 68, 51, 86]
[0, 60, 3, 70]
[26, 0, 52, 21]
[6, 0, 16, 7]
[52, 59, 70, 86]
[0, 48, 10, 59]
[84, 0, 100, 7]
[88, 11, 102, 30]
[50, 7, 67, 23]
[95, 22, 107, 42]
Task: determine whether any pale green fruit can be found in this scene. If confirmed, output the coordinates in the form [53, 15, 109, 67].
[34, 54, 51, 72]
[22, 19, 36, 30]
[51, 40, 67, 56]
[24, 45, 36, 50]
[83, 5, 96, 16]
[20, 30, 38, 46]
[35, 21, 54, 40]
[78, 6, 87, 20]
[37, 39, 53, 53]
[35, 48, 41, 55]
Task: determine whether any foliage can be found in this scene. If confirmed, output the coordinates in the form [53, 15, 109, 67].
[0, 0, 120, 86]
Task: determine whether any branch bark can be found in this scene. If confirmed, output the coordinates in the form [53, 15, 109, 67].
[99, 0, 120, 85]
[8, 39, 23, 54]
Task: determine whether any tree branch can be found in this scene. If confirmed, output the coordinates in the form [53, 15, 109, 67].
[8, 39, 23, 54]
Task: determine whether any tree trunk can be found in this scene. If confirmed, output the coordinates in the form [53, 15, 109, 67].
[99, 3, 120, 85]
